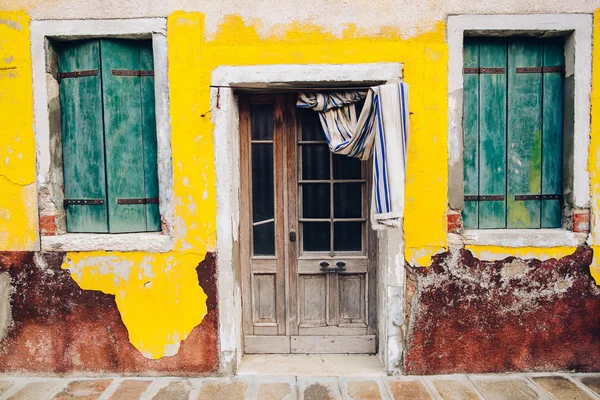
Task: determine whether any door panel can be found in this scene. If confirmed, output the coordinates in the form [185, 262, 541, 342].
[241, 94, 376, 354]
[240, 96, 286, 342]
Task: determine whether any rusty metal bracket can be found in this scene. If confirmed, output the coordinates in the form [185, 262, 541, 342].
[57, 70, 98, 82]
[463, 67, 505, 74]
[516, 66, 564, 74]
[117, 198, 159, 205]
[464, 195, 505, 201]
[514, 194, 562, 201]
[64, 199, 104, 206]
[112, 70, 154, 76]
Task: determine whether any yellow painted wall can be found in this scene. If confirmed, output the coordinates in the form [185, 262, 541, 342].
[0, 12, 38, 251]
[1, 6, 599, 360]
[590, 10, 600, 284]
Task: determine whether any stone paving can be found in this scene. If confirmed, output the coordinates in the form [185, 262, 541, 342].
[0, 373, 597, 399]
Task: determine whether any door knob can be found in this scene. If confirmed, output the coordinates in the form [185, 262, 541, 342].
[289, 231, 296, 242]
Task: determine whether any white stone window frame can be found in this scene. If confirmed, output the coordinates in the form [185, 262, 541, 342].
[447, 14, 593, 248]
[212, 63, 406, 375]
[32, 19, 174, 253]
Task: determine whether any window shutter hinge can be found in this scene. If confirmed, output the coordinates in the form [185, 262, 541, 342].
[117, 198, 159, 205]
[112, 69, 154, 77]
[57, 70, 98, 82]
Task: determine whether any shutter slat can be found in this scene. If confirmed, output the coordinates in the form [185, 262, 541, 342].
[507, 39, 543, 228]
[101, 39, 148, 233]
[541, 39, 564, 228]
[478, 38, 507, 228]
[462, 38, 480, 229]
[58, 40, 109, 233]
[140, 41, 161, 231]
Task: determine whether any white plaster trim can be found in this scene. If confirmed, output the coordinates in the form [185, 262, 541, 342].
[448, 229, 587, 248]
[41, 233, 173, 252]
[447, 14, 593, 210]
[31, 18, 174, 251]
[212, 63, 403, 375]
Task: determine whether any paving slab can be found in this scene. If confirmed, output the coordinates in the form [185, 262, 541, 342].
[471, 379, 539, 400]
[298, 377, 342, 400]
[0, 380, 14, 396]
[8, 381, 65, 400]
[580, 375, 600, 396]
[531, 376, 594, 400]
[256, 381, 296, 400]
[431, 379, 481, 400]
[152, 380, 192, 400]
[342, 379, 387, 400]
[385, 379, 432, 400]
[53, 379, 113, 400]
[108, 380, 152, 400]
[196, 378, 248, 400]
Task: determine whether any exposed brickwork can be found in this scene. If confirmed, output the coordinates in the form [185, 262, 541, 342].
[573, 210, 590, 233]
[39, 215, 56, 236]
[447, 212, 462, 233]
[405, 246, 600, 374]
[0, 251, 218, 375]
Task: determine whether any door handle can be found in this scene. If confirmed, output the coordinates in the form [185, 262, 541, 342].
[289, 231, 296, 242]
[320, 261, 346, 273]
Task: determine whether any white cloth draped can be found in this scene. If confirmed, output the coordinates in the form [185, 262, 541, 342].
[297, 83, 410, 228]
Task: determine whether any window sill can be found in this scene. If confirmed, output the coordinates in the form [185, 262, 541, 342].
[448, 229, 588, 248]
[41, 232, 173, 253]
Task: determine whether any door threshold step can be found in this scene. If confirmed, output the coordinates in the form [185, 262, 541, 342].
[237, 354, 385, 376]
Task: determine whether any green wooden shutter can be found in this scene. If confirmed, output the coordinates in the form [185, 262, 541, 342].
[100, 39, 160, 233]
[58, 40, 109, 233]
[541, 39, 564, 228]
[478, 39, 507, 229]
[507, 39, 543, 228]
[462, 38, 479, 229]
[140, 41, 161, 231]
[462, 38, 563, 229]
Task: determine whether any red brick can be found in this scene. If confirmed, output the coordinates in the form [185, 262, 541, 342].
[447, 213, 462, 233]
[40, 215, 56, 236]
[573, 211, 590, 233]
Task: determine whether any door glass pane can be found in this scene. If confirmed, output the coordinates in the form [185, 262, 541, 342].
[334, 183, 362, 218]
[302, 183, 330, 219]
[302, 144, 330, 180]
[252, 144, 274, 222]
[300, 108, 325, 141]
[254, 222, 275, 255]
[334, 222, 362, 251]
[251, 104, 274, 140]
[303, 222, 330, 252]
[333, 154, 362, 180]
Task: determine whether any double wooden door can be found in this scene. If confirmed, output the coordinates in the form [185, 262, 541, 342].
[240, 94, 377, 354]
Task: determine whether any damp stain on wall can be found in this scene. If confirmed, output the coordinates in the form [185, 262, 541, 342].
[405, 246, 600, 374]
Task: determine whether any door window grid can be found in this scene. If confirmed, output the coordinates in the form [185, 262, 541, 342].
[297, 109, 367, 256]
[249, 103, 277, 256]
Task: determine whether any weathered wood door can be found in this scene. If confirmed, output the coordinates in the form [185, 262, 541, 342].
[240, 94, 377, 354]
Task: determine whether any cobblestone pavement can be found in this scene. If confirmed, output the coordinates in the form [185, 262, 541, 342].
[0, 373, 597, 399]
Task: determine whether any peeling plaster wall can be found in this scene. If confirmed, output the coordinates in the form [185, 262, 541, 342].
[405, 247, 600, 374]
[0, 0, 600, 375]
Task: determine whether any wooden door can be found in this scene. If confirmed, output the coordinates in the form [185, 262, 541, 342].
[240, 94, 377, 354]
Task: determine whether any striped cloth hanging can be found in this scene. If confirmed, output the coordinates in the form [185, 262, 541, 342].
[297, 82, 410, 228]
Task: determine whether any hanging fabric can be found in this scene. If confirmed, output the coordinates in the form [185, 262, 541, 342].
[297, 82, 410, 228]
